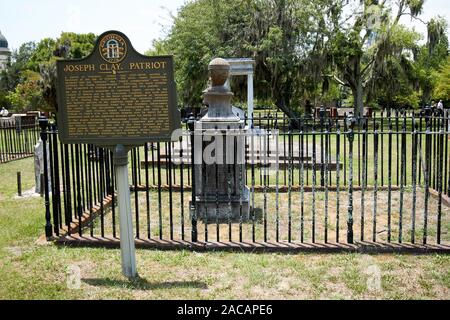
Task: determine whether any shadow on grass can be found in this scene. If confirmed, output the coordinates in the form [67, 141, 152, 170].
[82, 277, 208, 290]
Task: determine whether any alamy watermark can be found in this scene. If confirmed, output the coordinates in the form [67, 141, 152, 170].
[171, 127, 280, 176]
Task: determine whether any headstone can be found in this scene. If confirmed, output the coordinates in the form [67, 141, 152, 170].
[34, 139, 51, 194]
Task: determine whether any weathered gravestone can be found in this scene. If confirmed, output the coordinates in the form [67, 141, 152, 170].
[34, 139, 51, 194]
[56, 30, 180, 278]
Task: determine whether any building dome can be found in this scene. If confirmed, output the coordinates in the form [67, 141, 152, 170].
[0, 31, 8, 49]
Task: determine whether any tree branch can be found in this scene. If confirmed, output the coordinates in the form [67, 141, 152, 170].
[361, 56, 376, 76]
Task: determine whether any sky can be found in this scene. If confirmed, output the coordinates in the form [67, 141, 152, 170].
[0, 0, 187, 53]
[0, 0, 449, 53]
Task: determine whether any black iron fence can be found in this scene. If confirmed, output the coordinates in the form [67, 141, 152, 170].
[42, 110, 450, 247]
[0, 116, 40, 164]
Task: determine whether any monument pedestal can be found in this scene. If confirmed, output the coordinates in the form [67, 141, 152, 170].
[195, 192, 250, 223]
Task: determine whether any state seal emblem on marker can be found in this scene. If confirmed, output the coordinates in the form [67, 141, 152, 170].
[99, 33, 127, 63]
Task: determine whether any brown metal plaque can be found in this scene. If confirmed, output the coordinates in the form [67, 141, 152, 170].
[56, 30, 180, 146]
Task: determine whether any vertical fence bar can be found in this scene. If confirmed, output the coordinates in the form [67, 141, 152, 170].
[48, 130, 59, 236]
[398, 118, 406, 243]
[432, 115, 437, 189]
[343, 116, 347, 187]
[79, 143, 86, 213]
[444, 110, 449, 197]
[320, 110, 325, 187]
[99, 148, 105, 237]
[64, 144, 72, 230]
[444, 110, 449, 196]
[75, 145, 83, 237]
[381, 112, 384, 187]
[423, 120, 431, 244]
[157, 143, 163, 240]
[83, 145, 89, 226]
[396, 110, 400, 186]
[312, 125, 317, 243]
[347, 119, 354, 244]
[283, 113, 287, 186]
[360, 120, 366, 241]
[373, 123, 379, 242]
[215, 127, 220, 242]
[411, 121, 418, 244]
[288, 123, 293, 243]
[239, 125, 244, 243]
[227, 128, 232, 242]
[259, 116, 263, 187]
[52, 125, 61, 234]
[40, 118, 52, 239]
[437, 119, 444, 244]
[306, 121, 310, 186]
[151, 143, 156, 185]
[59, 142, 67, 229]
[418, 116, 423, 184]
[132, 148, 140, 239]
[203, 135, 208, 242]
[276, 123, 280, 243]
[447, 110, 450, 198]
[168, 142, 174, 240]
[300, 121, 305, 243]
[87, 145, 94, 237]
[179, 135, 185, 241]
[358, 119, 361, 187]
[251, 123, 256, 243]
[324, 119, 329, 243]
[188, 116, 197, 242]
[264, 127, 268, 243]
[387, 116, 392, 242]
[336, 122, 341, 243]
[145, 143, 151, 239]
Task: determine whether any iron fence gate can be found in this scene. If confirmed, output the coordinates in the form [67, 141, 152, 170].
[41, 110, 450, 250]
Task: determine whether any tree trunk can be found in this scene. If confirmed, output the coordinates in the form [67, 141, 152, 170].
[353, 78, 364, 118]
[276, 98, 300, 129]
[345, 55, 365, 119]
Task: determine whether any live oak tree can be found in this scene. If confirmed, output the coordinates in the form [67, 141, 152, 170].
[328, 0, 447, 116]
[154, 0, 447, 120]
[433, 56, 450, 101]
[150, 0, 338, 122]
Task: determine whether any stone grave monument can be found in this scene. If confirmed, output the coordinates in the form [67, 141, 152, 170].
[193, 58, 250, 222]
[34, 139, 51, 194]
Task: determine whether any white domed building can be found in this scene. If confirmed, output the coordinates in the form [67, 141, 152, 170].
[0, 30, 11, 72]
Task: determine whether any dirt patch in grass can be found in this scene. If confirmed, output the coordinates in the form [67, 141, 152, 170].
[85, 188, 450, 246]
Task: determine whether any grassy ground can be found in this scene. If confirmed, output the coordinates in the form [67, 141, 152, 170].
[0, 158, 449, 300]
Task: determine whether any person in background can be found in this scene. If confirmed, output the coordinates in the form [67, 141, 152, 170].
[437, 100, 444, 111]
[431, 100, 437, 113]
[0, 106, 8, 117]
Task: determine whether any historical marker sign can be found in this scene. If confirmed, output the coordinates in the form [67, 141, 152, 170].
[56, 30, 180, 145]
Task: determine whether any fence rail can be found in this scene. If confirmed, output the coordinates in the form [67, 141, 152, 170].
[42, 110, 450, 249]
[0, 116, 40, 164]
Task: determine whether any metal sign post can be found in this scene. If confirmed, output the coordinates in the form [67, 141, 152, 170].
[113, 144, 137, 278]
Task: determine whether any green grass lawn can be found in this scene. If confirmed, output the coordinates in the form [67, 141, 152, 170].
[0, 158, 449, 300]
